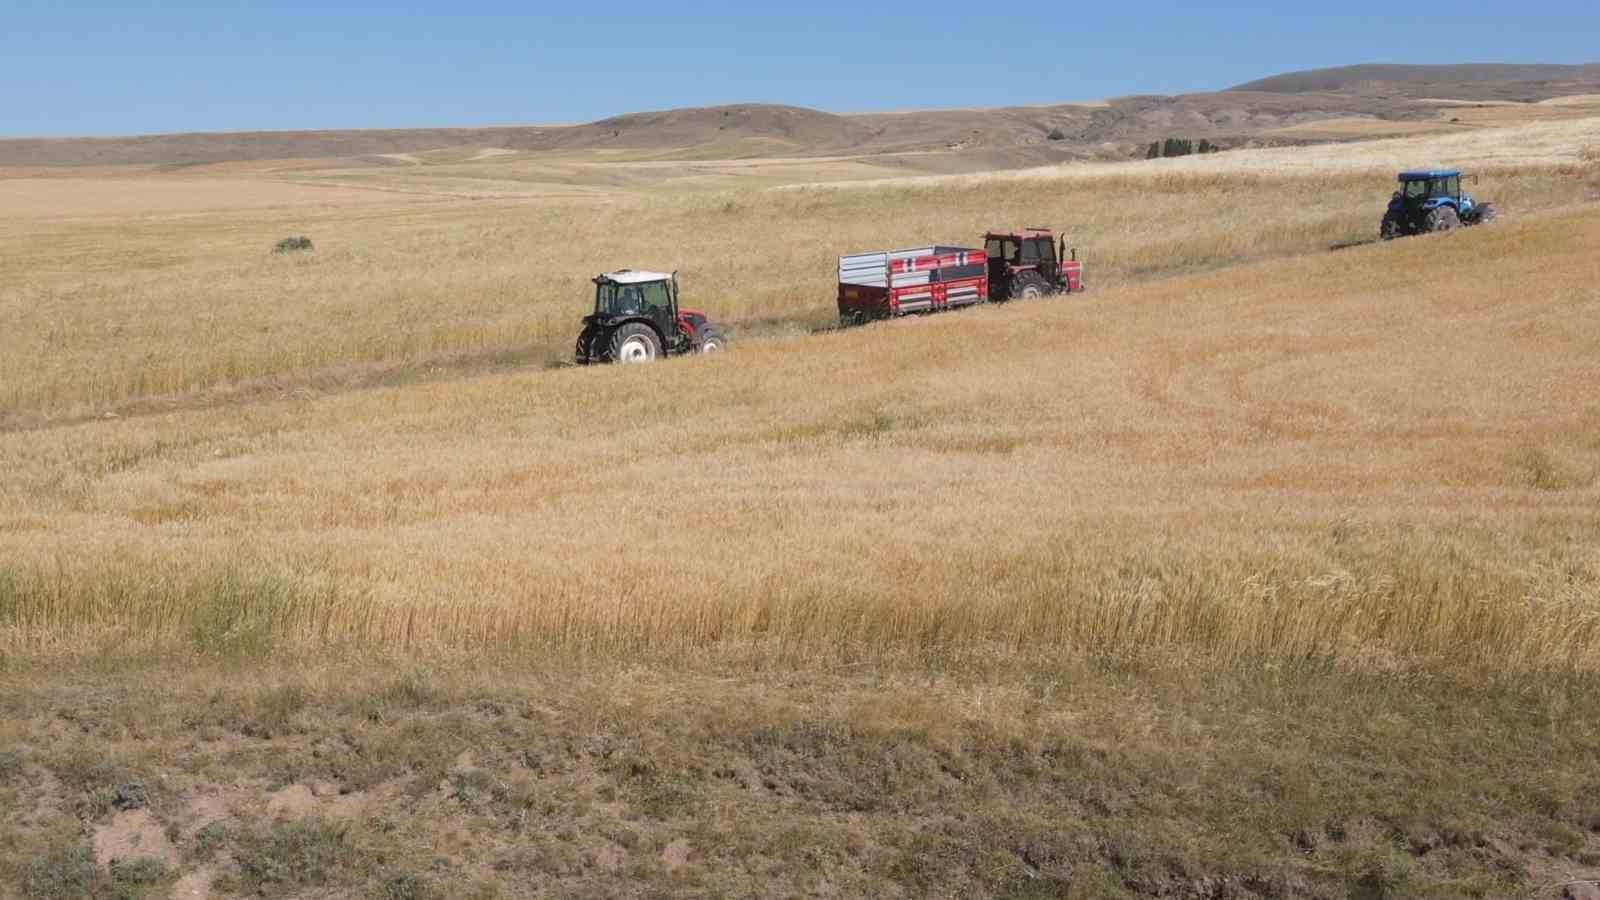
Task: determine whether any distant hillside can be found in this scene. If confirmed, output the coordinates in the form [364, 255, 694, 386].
[0, 106, 878, 168]
[1232, 63, 1600, 99]
[0, 96, 1420, 169]
[6, 63, 1600, 168]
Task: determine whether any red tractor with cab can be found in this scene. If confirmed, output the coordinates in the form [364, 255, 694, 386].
[574, 269, 727, 364]
[983, 228, 1084, 300]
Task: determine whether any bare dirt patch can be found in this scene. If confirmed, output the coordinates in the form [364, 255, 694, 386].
[171, 867, 215, 899]
[93, 808, 177, 867]
[264, 783, 319, 820]
[661, 837, 692, 872]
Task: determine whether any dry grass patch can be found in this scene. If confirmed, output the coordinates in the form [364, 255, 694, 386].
[1, 659, 1598, 898]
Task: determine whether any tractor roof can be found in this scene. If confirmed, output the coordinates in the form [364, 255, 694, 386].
[595, 269, 673, 285]
[1398, 169, 1460, 181]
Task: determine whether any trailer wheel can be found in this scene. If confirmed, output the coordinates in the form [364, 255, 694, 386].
[606, 322, 661, 364]
[1010, 271, 1051, 300]
[697, 325, 727, 354]
[1425, 206, 1460, 234]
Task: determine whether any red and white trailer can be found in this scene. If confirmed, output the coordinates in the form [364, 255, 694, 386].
[836, 245, 989, 324]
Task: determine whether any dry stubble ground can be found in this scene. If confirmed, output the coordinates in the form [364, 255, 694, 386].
[2, 123, 1600, 898]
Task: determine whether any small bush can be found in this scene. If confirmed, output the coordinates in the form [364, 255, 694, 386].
[113, 781, 149, 810]
[448, 767, 506, 806]
[0, 749, 24, 782]
[248, 682, 308, 737]
[52, 748, 130, 794]
[1046, 128, 1066, 141]
[638, 772, 702, 819]
[108, 857, 175, 898]
[374, 869, 431, 900]
[21, 842, 98, 900]
[1581, 145, 1600, 162]
[235, 818, 352, 894]
[1513, 446, 1567, 491]
[190, 821, 230, 862]
[273, 236, 314, 254]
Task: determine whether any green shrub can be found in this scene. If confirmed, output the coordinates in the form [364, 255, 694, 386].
[235, 818, 352, 894]
[374, 869, 431, 900]
[0, 749, 24, 782]
[21, 842, 97, 900]
[108, 857, 175, 899]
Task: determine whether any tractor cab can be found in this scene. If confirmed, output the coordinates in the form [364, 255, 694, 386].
[576, 269, 725, 364]
[983, 228, 1082, 299]
[1397, 170, 1464, 207]
[591, 270, 678, 333]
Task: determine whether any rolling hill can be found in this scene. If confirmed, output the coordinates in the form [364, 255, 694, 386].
[5, 63, 1599, 169]
[1232, 62, 1600, 98]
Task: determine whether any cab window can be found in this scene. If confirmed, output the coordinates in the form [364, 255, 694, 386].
[639, 281, 671, 312]
[986, 239, 1019, 262]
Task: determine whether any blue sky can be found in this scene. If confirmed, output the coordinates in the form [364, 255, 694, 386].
[2, 1, 1596, 137]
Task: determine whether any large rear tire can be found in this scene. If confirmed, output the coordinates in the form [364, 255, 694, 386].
[1425, 206, 1461, 234]
[697, 325, 727, 354]
[574, 324, 600, 365]
[1009, 270, 1051, 300]
[1380, 213, 1403, 241]
[604, 322, 662, 364]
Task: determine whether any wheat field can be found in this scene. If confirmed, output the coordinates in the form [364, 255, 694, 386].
[3, 115, 1598, 425]
[3, 183, 1597, 672]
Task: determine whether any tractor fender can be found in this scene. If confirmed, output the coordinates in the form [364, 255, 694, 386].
[677, 308, 709, 338]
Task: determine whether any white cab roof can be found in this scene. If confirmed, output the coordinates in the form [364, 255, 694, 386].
[598, 269, 673, 284]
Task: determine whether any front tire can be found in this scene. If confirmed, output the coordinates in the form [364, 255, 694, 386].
[1473, 202, 1498, 225]
[605, 322, 661, 364]
[697, 325, 727, 354]
[1425, 206, 1461, 233]
[1009, 270, 1051, 300]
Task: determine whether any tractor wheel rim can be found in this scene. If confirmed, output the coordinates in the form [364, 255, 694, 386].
[702, 339, 721, 354]
[618, 336, 653, 363]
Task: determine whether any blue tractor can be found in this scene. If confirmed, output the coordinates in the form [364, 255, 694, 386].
[1380, 169, 1497, 239]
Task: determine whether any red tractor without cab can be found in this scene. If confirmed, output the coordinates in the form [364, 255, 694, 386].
[983, 228, 1084, 300]
[837, 227, 1084, 324]
[575, 269, 727, 364]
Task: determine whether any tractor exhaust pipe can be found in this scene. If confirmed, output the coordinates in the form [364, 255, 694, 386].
[1057, 233, 1076, 262]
